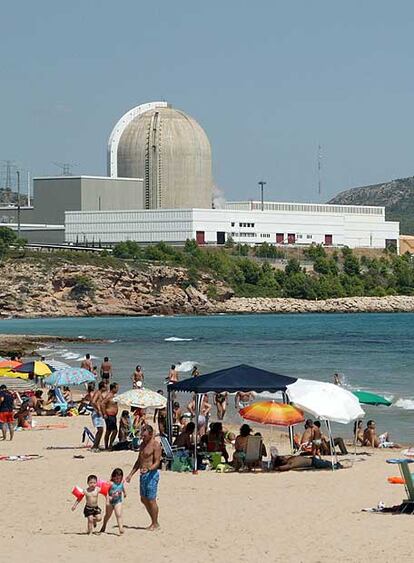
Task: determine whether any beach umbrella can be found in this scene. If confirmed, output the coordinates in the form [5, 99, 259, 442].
[47, 359, 72, 371]
[114, 388, 166, 409]
[286, 379, 365, 424]
[0, 370, 30, 380]
[353, 390, 392, 407]
[44, 367, 95, 386]
[0, 377, 37, 392]
[0, 360, 22, 370]
[13, 361, 53, 377]
[240, 401, 304, 426]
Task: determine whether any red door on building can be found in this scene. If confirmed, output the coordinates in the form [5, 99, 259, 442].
[287, 233, 296, 244]
[196, 231, 205, 245]
[324, 234, 333, 246]
[276, 233, 284, 244]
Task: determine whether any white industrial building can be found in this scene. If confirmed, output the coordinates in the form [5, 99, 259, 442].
[65, 200, 399, 250]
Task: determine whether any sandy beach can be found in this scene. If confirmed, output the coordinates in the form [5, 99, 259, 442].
[1, 415, 413, 563]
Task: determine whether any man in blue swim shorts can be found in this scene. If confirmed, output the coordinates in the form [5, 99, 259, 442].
[126, 425, 161, 530]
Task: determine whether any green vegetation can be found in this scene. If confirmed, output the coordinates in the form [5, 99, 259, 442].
[110, 240, 414, 299]
[0, 226, 26, 259]
[328, 176, 414, 234]
[70, 275, 96, 299]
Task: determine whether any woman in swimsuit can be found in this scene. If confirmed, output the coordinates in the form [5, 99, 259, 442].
[214, 392, 228, 420]
[100, 468, 126, 535]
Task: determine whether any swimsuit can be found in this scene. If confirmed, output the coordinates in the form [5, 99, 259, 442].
[109, 482, 124, 506]
[91, 411, 105, 428]
[83, 505, 101, 518]
[140, 470, 159, 500]
[105, 415, 118, 432]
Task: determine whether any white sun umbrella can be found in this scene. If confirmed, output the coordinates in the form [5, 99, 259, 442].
[114, 388, 167, 409]
[286, 379, 365, 424]
[287, 379, 365, 469]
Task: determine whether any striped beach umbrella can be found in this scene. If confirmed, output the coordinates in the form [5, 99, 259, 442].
[240, 401, 304, 426]
[44, 367, 95, 386]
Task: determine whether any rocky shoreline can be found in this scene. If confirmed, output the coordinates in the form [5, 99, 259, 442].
[214, 295, 414, 314]
[1, 260, 414, 321]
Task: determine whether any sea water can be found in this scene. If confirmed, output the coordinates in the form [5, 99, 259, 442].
[2, 313, 414, 442]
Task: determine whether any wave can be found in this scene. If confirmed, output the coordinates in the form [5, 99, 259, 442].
[394, 398, 414, 410]
[61, 352, 82, 360]
[176, 361, 198, 372]
[164, 337, 193, 342]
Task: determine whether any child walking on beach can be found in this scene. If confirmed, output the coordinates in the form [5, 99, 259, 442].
[100, 468, 127, 535]
[71, 474, 102, 535]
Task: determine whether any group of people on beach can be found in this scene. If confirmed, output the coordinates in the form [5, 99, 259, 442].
[73, 424, 162, 534]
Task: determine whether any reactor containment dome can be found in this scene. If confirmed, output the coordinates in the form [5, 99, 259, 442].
[107, 102, 213, 209]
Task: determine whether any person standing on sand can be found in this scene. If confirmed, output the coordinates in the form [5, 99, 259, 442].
[0, 384, 15, 441]
[214, 392, 228, 420]
[102, 382, 119, 450]
[126, 425, 161, 531]
[91, 381, 108, 451]
[167, 364, 179, 399]
[81, 353, 94, 372]
[100, 357, 112, 383]
[132, 365, 144, 388]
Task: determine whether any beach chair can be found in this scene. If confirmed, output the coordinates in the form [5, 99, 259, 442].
[82, 427, 95, 446]
[159, 434, 187, 470]
[398, 461, 414, 512]
[53, 388, 68, 414]
[244, 435, 263, 469]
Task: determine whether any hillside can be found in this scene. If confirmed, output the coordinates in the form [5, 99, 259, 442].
[328, 176, 414, 234]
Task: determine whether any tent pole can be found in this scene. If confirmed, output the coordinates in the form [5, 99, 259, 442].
[325, 420, 335, 471]
[283, 391, 295, 453]
[328, 420, 338, 470]
[166, 387, 173, 442]
[193, 393, 200, 474]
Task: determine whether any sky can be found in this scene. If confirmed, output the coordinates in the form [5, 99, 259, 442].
[1, 0, 414, 202]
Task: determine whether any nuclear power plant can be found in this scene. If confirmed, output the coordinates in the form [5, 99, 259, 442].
[0, 100, 400, 250]
[108, 102, 213, 209]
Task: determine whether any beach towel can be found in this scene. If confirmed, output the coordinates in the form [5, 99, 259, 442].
[0, 454, 42, 461]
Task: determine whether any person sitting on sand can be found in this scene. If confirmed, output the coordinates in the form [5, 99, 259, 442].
[362, 420, 400, 448]
[15, 399, 31, 428]
[200, 422, 229, 462]
[78, 383, 95, 415]
[354, 420, 364, 445]
[232, 424, 252, 470]
[313, 420, 349, 455]
[62, 386, 75, 408]
[300, 419, 315, 451]
[174, 421, 195, 451]
[71, 474, 102, 535]
[28, 390, 45, 415]
[273, 455, 343, 471]
[133, 407, 147, 435]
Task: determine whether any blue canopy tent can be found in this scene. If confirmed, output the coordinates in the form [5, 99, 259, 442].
[168, 364, 298, 470]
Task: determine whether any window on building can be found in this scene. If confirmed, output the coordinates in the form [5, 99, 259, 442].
[231, 222, 235, 227]
[307, 234, 312, 239]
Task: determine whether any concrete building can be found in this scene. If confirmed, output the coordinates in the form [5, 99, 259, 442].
[65, 201, 399, 250]
[108, 102, 213, 209]
[31, 176, 144, 224]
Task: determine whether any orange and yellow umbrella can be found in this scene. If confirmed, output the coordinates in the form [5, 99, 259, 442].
[239, 401, 304, 426]
[0, 360, 22, 369]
